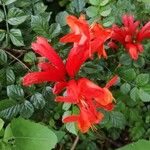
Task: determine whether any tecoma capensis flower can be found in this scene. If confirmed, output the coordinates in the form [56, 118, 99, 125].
[22, 37, 95, 94]
[109, 15, 150, 60]
[60, 15, 112, 61]
[56, 76, 118, 133]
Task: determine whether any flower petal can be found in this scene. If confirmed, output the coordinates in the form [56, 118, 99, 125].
[31, 37, 66, 75]
[52, 82, 67, 94]
[22, 70, 63, 86]
[105, 75, 119, 89]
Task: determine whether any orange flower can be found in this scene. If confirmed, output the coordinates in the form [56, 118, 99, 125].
[56, 76, 118, 132]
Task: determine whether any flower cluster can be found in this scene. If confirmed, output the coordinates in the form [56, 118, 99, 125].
[109, 15, 150, 60]
[23, 15, 118, 133]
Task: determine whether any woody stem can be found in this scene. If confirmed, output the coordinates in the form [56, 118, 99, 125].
[70, 135, 79, 150]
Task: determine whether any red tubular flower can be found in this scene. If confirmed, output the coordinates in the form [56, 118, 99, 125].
[22, 36, 89, 93]
[23, 37, 66, 86]
[56, 77, 117, 132]
[109, 14, 150, 60]
[22, 37, 67, 94]
[60, 15, 112, 77]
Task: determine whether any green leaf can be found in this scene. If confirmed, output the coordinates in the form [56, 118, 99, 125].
[130, 87, 139, 101]
[0, 9, 4, 22]
[135, 74, 149, 86]
[55, 11, 69, 27]
[86, 6, 98, 17]
[11, 118, 58, 150]
[0, 99, 17, 111]
[9, 29, 24, 46]
[0, 104, 20, 119]
[0, 49, 7, 65]
[66, 123, 78, 136]
[31, 15, 49, 37]
[49, 23, 61, 39]
[30, 93, 46, 109]
[89, 0, 99, 5]
[133, 57, 145, 68]
[7, 85, 24, 100]
[3, 0, 16, 5]
[6, 68, 15, 85]
[119, 54, 132, 66]
[0, 119, 4, 131]
[0, 30, 5, 41]
[20, 100, 34, 118]
[117, 140, 150, 150]
[119, 68, 136, 81]
[34, 2, 47, 14]
[100, 0, 109, 6]
[62, 103, 71, 111]
[100, 8, 111, 17]
[7, 7, 27, 25]
[71, 0, 85, 13]
[63, 111, 78, 135]
[23, 52, 37, 64]
[108, 111, 126, 129]
[3, 124, 13, 144]
[120, 83, 131, 94]
[139, 88, 150, 102]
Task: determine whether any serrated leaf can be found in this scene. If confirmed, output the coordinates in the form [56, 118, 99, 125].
[139, 88, 150, 102]
[0, 30, 5, 41]
[135, 74, 149, 86]
[20, 100, 34, 118]
[100, 8, 111, 17]
[86, 6, 98, 17]
[130, 124, 145, 141]
[30, 93, 45, 109]
[9, 29, 24, 46]
[55, 11, 68, 27]
[7, 7, 27, 25]
[0, 49, 7, 65]
[100, 0, 109, 6]
[0, 104, 20, 119]
[130, 87, 139, 101]
[133, 57, 145, 68]
[34, 2, 47, 14]
[0, 119, 4, 131]
[71, 0, 85, 13]
[0, 9, 4, 22]
[109, 111, 126, 129]
[23, 51, 37, 64]
[11, 118, 58, 150]
[119, 54, 132, 66]
[3, 0, 16, 5]
[62, 103, 71, 111]
[120, 83, 131, 94]
[7, 85, 24, 100]
[6, 68, 15, 85]
[31, 15, 49, 37]
[49, 23, 61, 39]
[0, 99, 17, 112]
[118, 68, 136, 81]
[89, 0, 99, 5]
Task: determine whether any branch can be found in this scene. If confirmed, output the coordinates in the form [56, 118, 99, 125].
[70, 135, 79, 150]
[5, 50, 32, 72]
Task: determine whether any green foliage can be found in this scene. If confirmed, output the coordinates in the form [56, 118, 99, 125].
[117, 139, 150, 150]
[0, 0, 150, 149]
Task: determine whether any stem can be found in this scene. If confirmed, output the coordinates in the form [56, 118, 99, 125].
[5, 50, 32, 72]
[1, 0, 10, 46]
[70, 136, 79, 150]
